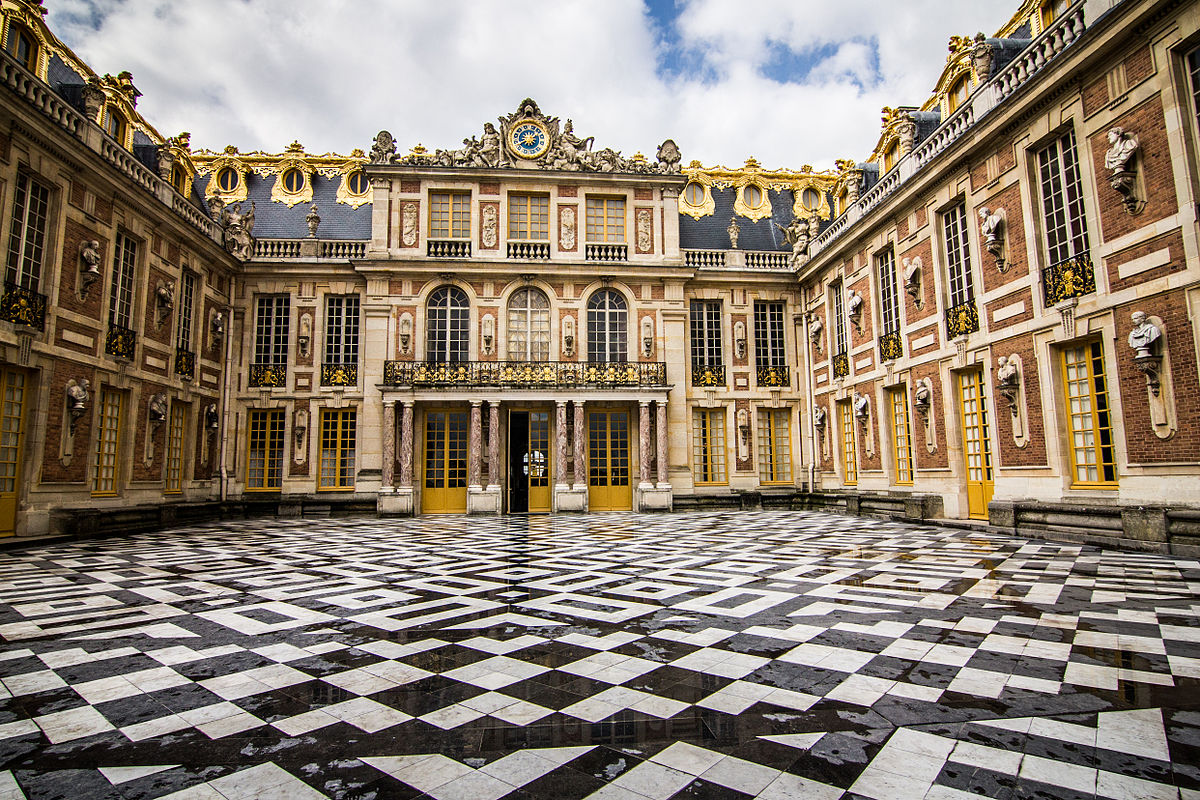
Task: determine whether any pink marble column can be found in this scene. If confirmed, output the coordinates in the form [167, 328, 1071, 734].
[555, 400, 568, 486]
[487, 401, 500, 489]
[573, 401, 586, 489]
[400, 401, 414, 488]
[382, 400, 396, 489]
[656, 400, 669, 486]
[638, 400, 651, 487]
[469, 400, 482, 488]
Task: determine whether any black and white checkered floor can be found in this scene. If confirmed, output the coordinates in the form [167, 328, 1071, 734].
[1, 511, 1199, 799]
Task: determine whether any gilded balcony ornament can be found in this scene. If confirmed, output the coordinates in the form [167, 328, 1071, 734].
[756, 365, 789, 388]
[832, 352, 850, 379]
[104, 323, 136, 360]
[692, 364, 726, 388]
[879, 331, 904, 362]
[1042, 255, 1095, 306]
[945, 299, 980, 339]
[321, 363, 358, 387]
[0, 283, 47, 331]
[174, 347, 195, 381]
[249, 363, 287, 388]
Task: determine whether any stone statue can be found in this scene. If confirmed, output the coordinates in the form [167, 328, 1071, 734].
[727, 219, 740, 249]
[809, 315, 823, 348]
[211, 310, 226, 348]
[972, 33, 994, 82]
[847, 290, 863, 332]
[479, 123, 501, 168]
[1128, 311, 1161, 359]
[897, 119, 917, 155]
[996, 355, 1021, 414]
[903, 256, 922, 305]
[778, 218, 810, 266]
[306, 205, 320, 238]
[482, 204, 498, 248]
[221, 202, 255, 260]
[205, 404, 219, 429]
[370, 130, 396, 164]
[155, 280, 174, 325]
[66, 379, 89, 434]
[79, 239, 101, 293]
[1104, 127, 1139, 173]
[556, 120, 593, 170]
[656, 139, 681, 174]
[913, 377, 933, 424]
[299, 313, 312, 355]
[978, 206, 1005, 267]
[148, 393, 168, 423]
[853, 392, 870, 421]
[813, 405, 827, 430]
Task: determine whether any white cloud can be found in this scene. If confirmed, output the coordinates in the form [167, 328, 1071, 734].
[46, 0, 1018, 169]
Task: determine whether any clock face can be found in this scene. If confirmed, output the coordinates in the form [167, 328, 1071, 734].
[510, 121, 549, 159]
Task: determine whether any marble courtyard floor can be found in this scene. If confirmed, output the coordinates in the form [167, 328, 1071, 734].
[0, 511, 1199, 800]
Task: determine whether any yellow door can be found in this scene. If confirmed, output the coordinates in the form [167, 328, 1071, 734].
[528, 410, 551, 512]
[588, 410, 631, 511]
[0, 369, 26, 536]
[422, 409, 468, 513]
[959, 370, 994, 519]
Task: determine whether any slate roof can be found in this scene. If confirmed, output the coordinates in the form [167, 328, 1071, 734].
[680, 188, 823, 252]
[194, 173, 371, 240]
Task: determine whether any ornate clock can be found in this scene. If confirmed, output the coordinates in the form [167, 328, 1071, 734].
[509, 120, 550, 160]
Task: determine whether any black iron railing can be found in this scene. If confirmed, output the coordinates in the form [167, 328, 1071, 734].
[878, 331, 903, 361]
[104, 323, 136, 359]
[174, 347, 195, 380]
[756, 365, 789, 388]
[0, 282, 47, 331]
[1042, 254, 1095, 306]
[832, 351, 849, 378]
[945, 299, 980, 339]
[249, 362, 287, 388]
[691, 364, 726, 387]
[321, 362, 358, 386]
[382, 360, 667, 388]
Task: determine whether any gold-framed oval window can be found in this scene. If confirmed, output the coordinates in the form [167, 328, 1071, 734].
[346, 171, 368, 196]
[217, 167, 240, 192]
[684, 181, 705, 206]
[799, 188, 822, 212]
[282, 168, 304, 193]
[743, 184, 764, 209]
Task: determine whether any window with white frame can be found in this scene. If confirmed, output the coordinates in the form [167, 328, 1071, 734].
[942, 203, 974, 309]
[5, 173, 50, 291]
[831, 282, 847, 356]
[324, 294, 360, 365]
[587, 289, 627, 363]
[254, 295, 290, 365]
[689, 300, 723, 368]
[507, 287, 551, 361]
[754, 301, 786, 369]
[109, 233, 137, 328]
[876, 248, 900, 335]
[176, 272, 196, 351]
[426, 286, 469, 362]
[1036, 129, 1090, 266]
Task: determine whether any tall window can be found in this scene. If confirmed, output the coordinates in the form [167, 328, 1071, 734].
[839, 400, 857, 486]
[92, 388, 122, 496]
[689, 301, 723, 368]
[254, 295, 290, 365]
[6, 174, 50, 291]
[757, 408, 791, 484]
[5, 23, 38, 72]
[164, 402, 185, 494]
[1062, 341, 1117, 486]
[692, 408, 727, 485]
[586, 197, 625, 242]
[947, 74, 969, 113]
[109, 234, 137, 328]
[832, 283, 848, 356]
[587, 289, 627, 363]
[890, 387, 914, 485]
[430, 192, 470, 239]
[508, 194, 549, 240]
[319, 409, 356, 490]
[876, 249, 900, 336]
[942, 203, 974, 309]
[507, 288, 550, 361]
[1189, 47, 1200, 134]
[1037, 130, 1090, 266]
[103, 106, 127, 146]
[324, 295, 360, 365]
[176, 273, 196, 351]
[426, 286, 469, 362]
[247, 409, 285, 490]
[754, 301, 786, 369]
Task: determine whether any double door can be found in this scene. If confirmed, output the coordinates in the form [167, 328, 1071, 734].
[959, 370, 994, 519]
[588, 409, 631, 511]
[422, 409, 468, 513]
[0, 368, 26, 536]
[509, 410, 550, 513]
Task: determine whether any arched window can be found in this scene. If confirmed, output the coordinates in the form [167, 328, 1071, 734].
[507, 288, 550, 362]
[947, 74, 970, 113]
[171, 165, 189, 195]
[104, 106, 127, 146]
[587, 289, 627, 364]
[5, 23, 38, 72]
[426, 286, 469, 362]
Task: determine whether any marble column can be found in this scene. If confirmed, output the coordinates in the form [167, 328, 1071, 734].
[469, 400, 482, 489]
[400, 401, 414, 488]
[656, 400, 669, 487]
[382, 400, 396, 490]
[638, 400, 652, 487]
[555, 400, 568, 486]
[573, 400, 586, 489]
[487, 401, 500, 489]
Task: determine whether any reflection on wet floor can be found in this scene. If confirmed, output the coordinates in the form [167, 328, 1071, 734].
[0, 510, 1197, 799]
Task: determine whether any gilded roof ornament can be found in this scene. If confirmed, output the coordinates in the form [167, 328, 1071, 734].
[681, 159, 838, 222]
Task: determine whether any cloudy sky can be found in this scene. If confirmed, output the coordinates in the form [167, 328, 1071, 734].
[46, 0, 1014, 169]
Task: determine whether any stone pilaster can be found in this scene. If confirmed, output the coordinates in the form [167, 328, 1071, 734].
[487, 401, 500, 490]
[381, 400, 395, 490]
[400, 401, 413, 487]
[555, 400, 568, 488]
[573, 401, 586, 489]
[656, 400, 669, 487]
[469, 400, 482, 489]
[638, 400, 652, 488]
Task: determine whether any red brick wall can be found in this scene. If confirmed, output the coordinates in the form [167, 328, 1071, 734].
[1124, 44, 1153, 87]
[912, 364, 949, 470]
[132, 384, 168, 483]
[990, 333, 1048, 467]
[144, 268, 174, 346]
[291, 401, 310, 477]
[900, 238, 936, 323]
[979, 184, 1027, 294]
[1091, 95, 1176, 241]
[731, 313, 748, 367]
[848, 274, 873, 346]
[58, 221, 105, 319]
[1083, 77, 1109, 118]
[40, 362, 95, 484]
[984, 287, 1034, 333]
[1105, 230, 1186, 294]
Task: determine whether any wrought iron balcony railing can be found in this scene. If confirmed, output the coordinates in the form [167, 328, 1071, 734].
[1042, 254, 1096, 306]
[382, 360, 667, 389]
[0, 282, 47, 331]
[174, 347, 195, 380]
[945, 299, 980, 339]
[756, 365, 789, 388]
[832, 351, 849, 379]
[249, 362, 288, 388]
[878, 331, 903, 362]
[507, 241, 551, 260]
[427, 239, 471, 258]
[585, 243, 628, 262]
[321, 362, 358, 387]
[104, 322, 136, 359]
[691, 364, 726, 388]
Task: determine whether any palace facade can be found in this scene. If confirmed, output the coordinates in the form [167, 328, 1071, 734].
[2, 0, 1198, 552]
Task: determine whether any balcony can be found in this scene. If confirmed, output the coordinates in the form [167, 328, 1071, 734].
[321, 362, 358, 387]
[174, 347, 195, 380]
[684, 250, 726, 268]
[1042, 254, 1095, 306]
[249, 362, 287, 388]
[756, 365, 789, 388]
[104, 323, 136, 360]
[382, 360, 667, 389]
[878, 331, 903, 362]
[585, 243, 628, 262]
[945, 299, 980, 339]
[832, 351, 849, 379]
[744, 251, 790, 269]
[507, 241, 551, 260]
[427, 239, 471, 258]
[691, 364, 726, 388]
[0, 282, 47, 331]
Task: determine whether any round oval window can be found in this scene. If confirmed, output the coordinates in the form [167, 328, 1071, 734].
[217, 167, 239, 192]
[801, 188, 822, 211]
[684, 182, 704, 205]
[744, 185, 763, 208]
[347, 171, 367, 195]
[282, 169, 304, 193]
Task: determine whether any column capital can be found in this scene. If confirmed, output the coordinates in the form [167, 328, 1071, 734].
[402, 399, 415, 409]
[383, 399, 396, 408]
[470, 399, 483, 408]
[556, 399, 567, 408]
[638, 398, 651, 408]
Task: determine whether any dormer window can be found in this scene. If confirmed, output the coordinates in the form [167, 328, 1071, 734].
[1040, 0, 1068, 29]
[171, 165, 189, 195]
[799, 188, 822, 213]
[684, 182, 704, 206]
[883, 141, 899, 173]
[216, 167, 240, 193]
[948, 74, 970, 113]
[281, 168, 304, 193]
[346, 171, 367, 196]
[104, 106, 127, 146]
[4, 22, 38, 73]
[743, 184, 764, 209]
